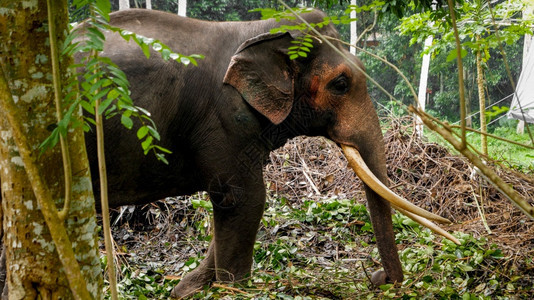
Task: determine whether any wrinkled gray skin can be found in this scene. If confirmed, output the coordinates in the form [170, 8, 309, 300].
[0, 8, 403, 298]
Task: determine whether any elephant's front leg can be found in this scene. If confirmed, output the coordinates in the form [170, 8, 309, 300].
[171, 181, 266, 298]
[171, 242, 216, 298]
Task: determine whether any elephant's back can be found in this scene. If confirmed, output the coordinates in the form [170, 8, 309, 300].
[106, 9, 220, 54]
[102, 9, 273, 66]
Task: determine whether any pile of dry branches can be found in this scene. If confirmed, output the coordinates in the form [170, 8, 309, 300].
[265, 117, 534, 256]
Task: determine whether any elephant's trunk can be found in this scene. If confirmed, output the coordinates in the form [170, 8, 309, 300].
[342, 132, 404, 284]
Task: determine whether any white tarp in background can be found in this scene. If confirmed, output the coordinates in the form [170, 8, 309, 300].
[508, 45, 534, 123]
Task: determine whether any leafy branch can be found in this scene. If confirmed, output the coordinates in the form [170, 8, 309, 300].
[254, 5, 368, 60]
[118, 29, 204, 66]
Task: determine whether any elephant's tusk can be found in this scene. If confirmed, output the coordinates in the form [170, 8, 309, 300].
[341, 145, 451, 224]
[341, 145, 459, 244]
[394, 206, 460, 245]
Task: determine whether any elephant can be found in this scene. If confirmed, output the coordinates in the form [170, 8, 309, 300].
[0, 8, 452, 298]
[82, 8, 454, 298]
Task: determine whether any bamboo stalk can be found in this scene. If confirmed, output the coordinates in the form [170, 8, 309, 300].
[93, 59, 119, 300]
[475, 34, 488, 155]
[447, 0, 467, 149]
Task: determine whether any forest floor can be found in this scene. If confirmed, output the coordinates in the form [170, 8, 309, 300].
[106, 117, 534, 299]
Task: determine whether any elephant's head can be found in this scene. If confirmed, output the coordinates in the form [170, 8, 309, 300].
[223, 10, 454, 285]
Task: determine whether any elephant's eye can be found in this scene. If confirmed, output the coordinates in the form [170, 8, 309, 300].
[328, 75, 350, 95]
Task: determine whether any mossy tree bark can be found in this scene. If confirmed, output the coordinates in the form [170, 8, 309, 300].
[0, 0, 102, 298]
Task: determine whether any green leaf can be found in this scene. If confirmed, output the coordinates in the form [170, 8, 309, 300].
[94, 0, 111, 21]
[141, 43, 150, 59]
[142, 136, 153, 153]
[153, 145, 172, 154]
[80, 100, 94, 115]
[104, 105, 117, 117]
[120, 30, 134, 41]
[152, 42, 163, 51]
[155, 153, 169, 165]
[117, 94, 134, 107]
[97, 96, 114, 115]
[62, 41, 81, 56]
[188, 57, 199, 66]
[192, 199, 213, 210]
[135, 106, 151, 116]
[402, 217, 419, 228]
[161, 48, 171, 60]
[137, 126, 149, 139]
[121, 114, 133, 129]
[107, 89, 120, 101]
[379, 284, 394, 291]
[446, 49, 457, 62]
[39, 129, 60, 153]
[87, 28, 105, 50]
[446, 48, 467, 62]
[180, 56, 191, 65]
[147, 125, 160, 140]
[87, 78, 105, 95]
[87, 26, 105, 41]
[108, 68, 129, 87]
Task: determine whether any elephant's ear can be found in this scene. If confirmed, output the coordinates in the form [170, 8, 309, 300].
[224, 32, 294, 125]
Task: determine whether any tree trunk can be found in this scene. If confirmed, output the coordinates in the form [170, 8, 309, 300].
[476, 34, 488, 155]
[177, 0, 186, 16]
[350, 0, 357, 55]
[0, 1, 102, 298]
[517, 4, 533, 134]
[416, 32, 433, 136]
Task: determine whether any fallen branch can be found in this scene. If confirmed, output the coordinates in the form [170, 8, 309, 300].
[212, 283, 250, 295]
